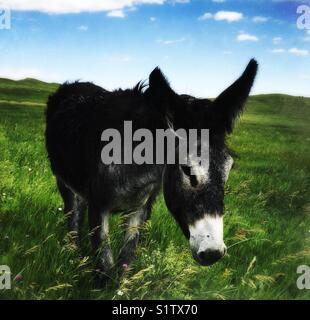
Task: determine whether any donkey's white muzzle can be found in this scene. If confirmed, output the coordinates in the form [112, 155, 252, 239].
[189, 215, 226, 266]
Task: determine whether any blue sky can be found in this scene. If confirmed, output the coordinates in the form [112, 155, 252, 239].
[0, 0, 310, 97]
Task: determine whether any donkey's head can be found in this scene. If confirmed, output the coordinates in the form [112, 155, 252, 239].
[148, 59, 258, 266]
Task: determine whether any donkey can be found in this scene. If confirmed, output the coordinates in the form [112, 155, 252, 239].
[45, 59, 258, 275]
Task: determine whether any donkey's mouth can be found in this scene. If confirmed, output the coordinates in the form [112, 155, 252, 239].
[192, 247, 226, 266]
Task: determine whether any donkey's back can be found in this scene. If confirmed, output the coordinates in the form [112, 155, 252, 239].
[45, 81, 160, 196]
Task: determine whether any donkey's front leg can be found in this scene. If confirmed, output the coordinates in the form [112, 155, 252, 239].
[88, 204, 114, 276]
[118, 209, 146, 271]
[118, 190, 158, 271]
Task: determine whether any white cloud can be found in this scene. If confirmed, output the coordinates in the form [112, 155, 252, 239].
[157, 37, 185, 45]
[77, 25, 88, 31]
[270, 48, 309, 57]
[198, 12, 213, 20]
[237, 33, 258, 42]
[214, 11, 243, 22]
[107, 10, 126, 18]
[271, 48, 285, 54]
[0, 0, 165, 14]
[199, 11, 243, 22]
[0, 67, 42, 80]
[150, 16, 156, 21]
[273, 36, 282, 44]
[289, 48, 309, 57]
[252, 16, 269, 23]
[212, 0, 226, 3]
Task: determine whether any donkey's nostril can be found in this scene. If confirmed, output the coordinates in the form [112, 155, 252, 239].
[198, 251, 206, 261]
[197, 249, 224, 266]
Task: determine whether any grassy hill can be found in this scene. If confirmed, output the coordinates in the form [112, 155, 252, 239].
[0, 78, 309, 300]
[0, 78, 59, 104]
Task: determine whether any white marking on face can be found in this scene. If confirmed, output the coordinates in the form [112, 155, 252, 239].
[223, 156, 234, 182]
[190, 158, 209, 183]
[181, 159, 209, 187]
[189, 215, 226, 253]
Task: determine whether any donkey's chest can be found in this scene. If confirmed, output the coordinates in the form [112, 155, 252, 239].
[110, 184, 154, 213]
[106, 166, 162, 213]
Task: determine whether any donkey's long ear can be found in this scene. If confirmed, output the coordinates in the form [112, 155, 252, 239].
[213, 59, 258, 133]
[148, 67, 176, 103]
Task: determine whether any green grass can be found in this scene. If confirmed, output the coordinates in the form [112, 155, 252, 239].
[0, 77, 58, 104]
[0, 78, 309, 300]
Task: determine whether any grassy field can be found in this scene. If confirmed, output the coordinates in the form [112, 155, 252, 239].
[0, 78, 309, 300]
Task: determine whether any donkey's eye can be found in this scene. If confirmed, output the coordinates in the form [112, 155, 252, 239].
[181, 166, 199, 188]
[181, 165, 191, 176]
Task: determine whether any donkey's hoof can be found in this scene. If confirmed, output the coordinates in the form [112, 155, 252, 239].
[122, 263, 129, 270]
[116, 260, 133, 275]
[93, 267, 113, 287]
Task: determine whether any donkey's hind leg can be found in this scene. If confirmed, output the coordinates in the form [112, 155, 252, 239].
[56, 177, 86, 246]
